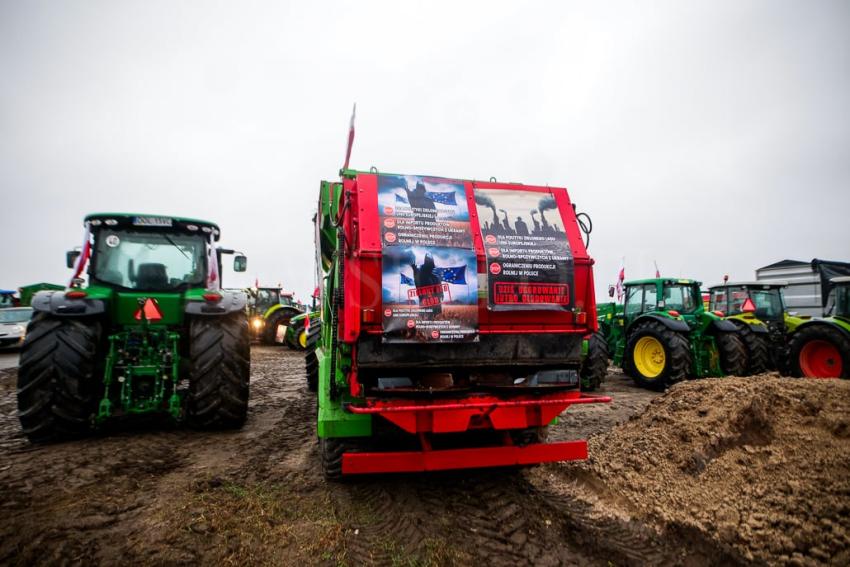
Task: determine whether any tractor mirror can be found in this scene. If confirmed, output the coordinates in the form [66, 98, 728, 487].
[66, 250, 80, 269]
[234, 255, 247, 272]
[607, 285, 615, 298]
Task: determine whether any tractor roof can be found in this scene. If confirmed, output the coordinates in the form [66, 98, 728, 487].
[708, 281, 788, 290]
[625, 278, 701, 286]
[84, 213, 221, 241]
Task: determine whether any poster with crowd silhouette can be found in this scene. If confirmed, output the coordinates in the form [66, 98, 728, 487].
[474, 188, 574, 311]
[378, 175, 478, 343]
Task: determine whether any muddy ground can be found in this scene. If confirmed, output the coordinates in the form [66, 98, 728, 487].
[0, 347, 846, 566]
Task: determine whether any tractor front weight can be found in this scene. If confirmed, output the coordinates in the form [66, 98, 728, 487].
[98, 325, 182, 423]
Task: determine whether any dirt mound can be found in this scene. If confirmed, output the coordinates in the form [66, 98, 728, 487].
[585, 375, 850, 565]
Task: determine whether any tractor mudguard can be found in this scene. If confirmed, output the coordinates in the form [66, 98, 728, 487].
[748, 323, 769, 334]
[264, 304, 302, 321]
[795, 319, 850, 339]
[185, 290, 248, 316]
[629, 313, 689, 334]
[710, 319, 739, 333]
[31, 290, 106, 317]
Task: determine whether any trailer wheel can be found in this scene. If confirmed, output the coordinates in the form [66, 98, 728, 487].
[789, 324, 850, 379]
[730, 322, 771, 374]
[625, 320, 691, 391]
[305, 350, 318, 392]
[321, 436, 356, 481]
[580, 332, 609, 391]
[17, 314, 101, 443]
[716, 331, 748, 376]
[188, 313, 250, 428]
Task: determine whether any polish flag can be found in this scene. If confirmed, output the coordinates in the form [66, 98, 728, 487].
[615, 259, 625, 302]
[654, 260, 661, 278]
[69, 222, 92, 286]
[207, 235, 220, 290]
[343, 103, 356, 170]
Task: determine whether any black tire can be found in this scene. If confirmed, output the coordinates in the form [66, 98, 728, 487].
[321, 436, 356, 481]
[788, 324, 850, 379]
[716, 331, 748, 376]
[730, 322, 771, 375]
[305, 350, 318, 392]
[580, 332, 609, 391]
[262, 309, 297, 345]
[188, 313, 250, 429]
[624, 320, 692, 391]
[16, 314, 101, 443]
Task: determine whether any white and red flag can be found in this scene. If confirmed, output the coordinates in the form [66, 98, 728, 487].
[69, 221, 92, 287]
[206, 235, 220, 290]
[654, 260, 661, 278]
[342, 103, 356, 170]
[615, 258, 625, 302]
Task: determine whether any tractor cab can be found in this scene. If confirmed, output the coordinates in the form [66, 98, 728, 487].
[623, 278, 702, 327]
[708, 282, 786, 323]
[825, 277, 850, 320]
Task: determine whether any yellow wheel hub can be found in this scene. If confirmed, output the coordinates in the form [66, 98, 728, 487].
[298, 330, 308, 348]
[634, 336, 666, 379]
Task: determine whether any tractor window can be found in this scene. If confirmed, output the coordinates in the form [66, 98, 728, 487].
[643, 285, 658, 312]
[624, 286, 643, 317]
[92, 230, 206, 290]
[709, 289, 728, 313]
[750, 289, 784, 320]
[826, 285, 850, 317]
[255, 289, 280, 311]
[664, 285, 699, 313]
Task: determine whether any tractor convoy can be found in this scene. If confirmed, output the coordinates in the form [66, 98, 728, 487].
[9, 135, 850, 481]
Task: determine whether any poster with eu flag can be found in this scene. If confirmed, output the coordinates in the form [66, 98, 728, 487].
[378, 174, 478, 343]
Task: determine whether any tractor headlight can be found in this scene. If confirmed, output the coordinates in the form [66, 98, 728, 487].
[251, 317, 264, 329]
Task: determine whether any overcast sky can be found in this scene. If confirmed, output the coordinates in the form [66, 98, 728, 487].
[2, 1, 848, 302]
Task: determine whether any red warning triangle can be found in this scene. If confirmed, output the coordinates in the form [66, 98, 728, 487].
[135, 298, 163, 321]
[741, 298, 756, 313]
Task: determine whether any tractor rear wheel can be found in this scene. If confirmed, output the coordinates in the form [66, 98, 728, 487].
[188, 313, 251, 428]
[730, 322, 771, 374]
[625, 320, 691, 391]
[716, 332, 748, 376]
[789, 325, 850, 379]
[262, 310, 294, 345]
[17, 314, 101, 442]
[580, 332, 609, 391]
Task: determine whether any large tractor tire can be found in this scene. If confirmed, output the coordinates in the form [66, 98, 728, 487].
[730, 322, 771, 375]
[188, 313, 251, 428]
[788, 324, 850, 379]
[304, 318, 322, 392]
[321, 436, 356, 481]
[16, 314, 101, 443]
[625, 320, 691, 391]
[716, 332, 748, 376]
[580, 332, 609, 391]
[262, 309, 297, 346]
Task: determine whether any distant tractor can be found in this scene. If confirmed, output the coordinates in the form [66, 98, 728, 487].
[17, 213, 251, 442]
[246, 287, 304, 344]
[600, 278, 747, 390]
[788, 277, 850, 378]
[708, 281, 809, 375]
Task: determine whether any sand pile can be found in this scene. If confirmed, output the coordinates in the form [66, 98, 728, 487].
[586, 375, 850, 565]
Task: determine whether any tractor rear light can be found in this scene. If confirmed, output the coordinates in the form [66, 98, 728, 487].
[203, 292, 222, 303]
[362, 308, 375, 323]
[65, 290, 87, 299]
[714, 310, 725, 317]
[668, 310, 680, 317]
[576, 312, 587, 325]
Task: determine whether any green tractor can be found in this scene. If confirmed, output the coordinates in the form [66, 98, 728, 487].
[246, 287, 304, 345]
[788, 277, 850, 378]
[707, 281, 810, 375]
[601, 278, 747, 390]
[17, 213, 251, 442]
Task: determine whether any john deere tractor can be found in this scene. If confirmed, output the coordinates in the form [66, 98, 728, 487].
[17, 213, 251, 442]
[246, 287, 303, 344]
[708, 281, 810, 375]
[602, 278, 747, 390]
[788, 277, 850, 378]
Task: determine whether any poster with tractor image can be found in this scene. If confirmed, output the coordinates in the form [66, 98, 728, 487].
[474, 187, 574, 311]
[378, 174, 478, 343]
